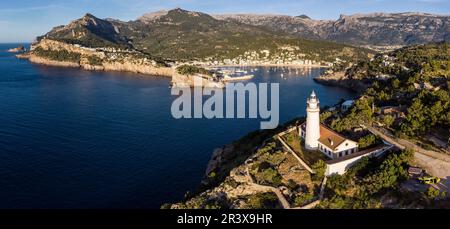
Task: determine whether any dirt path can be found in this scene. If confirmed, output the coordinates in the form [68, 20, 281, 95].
[244, 166, 291, 209]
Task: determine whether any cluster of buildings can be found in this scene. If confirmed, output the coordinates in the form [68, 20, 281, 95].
[197, 49, 324, 66]
[296, 91, 393, 175]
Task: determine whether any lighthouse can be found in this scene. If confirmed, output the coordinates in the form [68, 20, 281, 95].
[305, 91, 321, 150]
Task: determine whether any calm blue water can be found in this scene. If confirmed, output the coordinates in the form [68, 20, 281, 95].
[0, 44, 354, 208]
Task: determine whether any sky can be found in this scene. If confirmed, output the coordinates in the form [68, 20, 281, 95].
[0, 0, 449, 42]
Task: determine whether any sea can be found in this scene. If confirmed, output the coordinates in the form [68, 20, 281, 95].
[0, 43, 355, 208]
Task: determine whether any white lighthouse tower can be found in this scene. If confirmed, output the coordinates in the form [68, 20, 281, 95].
[305, 91, 321, 150]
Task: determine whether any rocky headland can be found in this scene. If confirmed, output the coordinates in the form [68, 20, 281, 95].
[20, 39, 174, 77]
[313, 71, 370, 93]
[7, 45, 25, 53]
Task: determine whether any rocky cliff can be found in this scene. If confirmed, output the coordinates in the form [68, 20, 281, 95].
[23, 39, 232, 88]
[215, 12, 450, 46]
[36, 9, 372, 63]
[171, 73, 225, 88]
[25, 39, 173, 77]
[313, 71, 371, 93]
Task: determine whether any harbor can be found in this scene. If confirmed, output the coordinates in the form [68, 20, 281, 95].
[212, 68, 256, 82]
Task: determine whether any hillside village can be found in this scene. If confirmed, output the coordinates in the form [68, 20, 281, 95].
[198, 49, 322, 67]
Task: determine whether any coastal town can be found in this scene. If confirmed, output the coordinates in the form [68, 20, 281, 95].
[15, 37, 333, 89]
[191, 49, 325, 67]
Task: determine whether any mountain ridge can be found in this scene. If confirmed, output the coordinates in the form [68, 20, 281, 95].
[213, 11, 450, 46]
[36, 8, 371, 63]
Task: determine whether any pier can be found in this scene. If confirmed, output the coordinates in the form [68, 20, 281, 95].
[221, 74, 254, 82]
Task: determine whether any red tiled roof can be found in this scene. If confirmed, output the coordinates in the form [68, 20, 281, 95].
[300, 123, 355, 151]
[318, 125, 347, 151]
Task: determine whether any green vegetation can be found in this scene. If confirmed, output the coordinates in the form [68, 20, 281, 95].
[166, 193, 229, 209]
[317, 149, 413, 209]
[331, 97, 374, 132]
[282, 131, 329, 166]
[41, 9, 372, 63]
[425, 187, 440, 199]
[127, 9, 372, 62]
[176, 65, 211, 76]
[362, 149, 413, 195]
[294, 192, 314, 206]
[258, 168, 283, 187]
[40, 14, 131, 49]
[252, 144, 285, 187]
[320, 111, 333, 123]
[247, 192, 280, 209]
[358, 134, 378, 149]
[311, 160, 326, 181]
[382, 115, 395, 127]
[198, 117, 306, 193]
[400, 89, 449, 137]
[334, 43, 449, 142]
[87, 55, 103, 66]
[346, 43, 450, 80]
[33, 47, 81, 63]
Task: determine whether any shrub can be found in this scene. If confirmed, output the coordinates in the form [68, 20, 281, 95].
[361, 149, 413, 194]
[294, 193, 314, 206]
[383, 115, 395, 127]
[33, 47, 81, 62]
[311, 160, 327, 181]
[257, 161, 272, 171]
[286, 179, 299, 190]
[425, 187, 440, 199]
[326, 174, 348, 196]
[87, 55, 103, 66]
[247, 193, 279, 209]
[260, 168, 282, 187]
[358, 134, 377, 149]
[176, 65, 211, 76]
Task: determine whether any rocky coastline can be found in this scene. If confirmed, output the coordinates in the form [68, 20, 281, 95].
[171, 73, 225, 88]
[18, 39, 174, 78]
[7, 46, 26, 53]
[313, 71, 370, 93]
[20, 39, 336, 88]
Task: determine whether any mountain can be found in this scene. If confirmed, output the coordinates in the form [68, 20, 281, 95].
[39, 13, 131, 48]
[37, 8, 372, 63]
[214, 12, 450, 46]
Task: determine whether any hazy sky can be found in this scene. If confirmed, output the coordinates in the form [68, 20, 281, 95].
[0, 0, 449, 42]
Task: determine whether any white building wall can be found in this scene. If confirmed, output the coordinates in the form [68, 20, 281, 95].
[305, 116, 320, 149]
[334, 140, 359, 153]
[305, 93, 320, 150]
[318, 140, 358, 159]
[326, 145, 393, 175]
